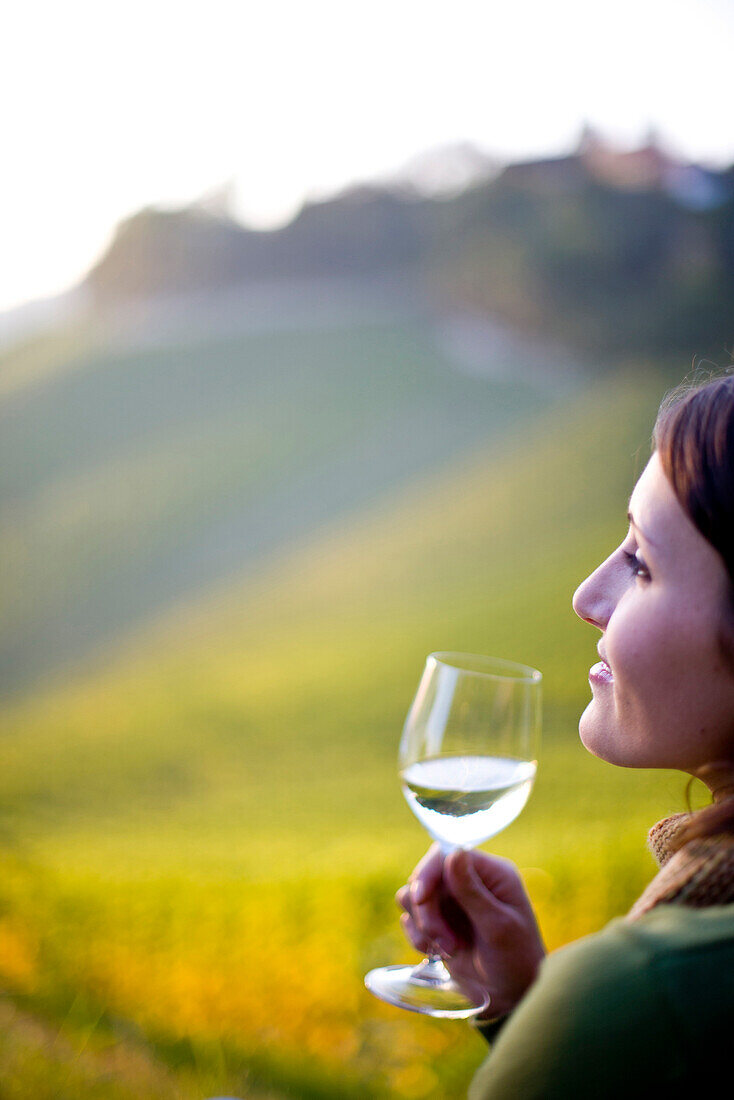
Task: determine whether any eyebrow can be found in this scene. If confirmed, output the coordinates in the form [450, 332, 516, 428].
[627, 510, 658, 549]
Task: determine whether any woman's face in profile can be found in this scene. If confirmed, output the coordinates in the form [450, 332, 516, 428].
[573, 452, 734, 791]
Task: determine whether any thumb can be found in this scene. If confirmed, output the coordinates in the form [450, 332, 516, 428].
[444, 848, 507, 922]
[469, 850, 530, 909]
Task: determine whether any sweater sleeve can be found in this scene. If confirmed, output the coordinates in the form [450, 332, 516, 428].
[468, 920, 689, 1100]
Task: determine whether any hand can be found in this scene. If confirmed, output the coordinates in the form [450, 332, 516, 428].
[396, 844, 546, 1019]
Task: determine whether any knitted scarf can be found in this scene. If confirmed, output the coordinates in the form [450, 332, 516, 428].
[626, 812, 734, 922]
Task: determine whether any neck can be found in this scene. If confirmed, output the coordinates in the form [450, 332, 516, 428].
[690, 761, 734, 802]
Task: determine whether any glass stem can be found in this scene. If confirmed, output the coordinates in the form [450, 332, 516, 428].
[413, 956, 450, 981]
[411, 840, 456, 980]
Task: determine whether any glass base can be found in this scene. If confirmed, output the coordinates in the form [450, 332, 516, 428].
[364, 958, 490, 1019]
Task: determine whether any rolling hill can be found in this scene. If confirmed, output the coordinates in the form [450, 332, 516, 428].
[0, 305, 570, 698]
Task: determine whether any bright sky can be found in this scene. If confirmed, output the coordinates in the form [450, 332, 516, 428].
[3, 0, 734, 314]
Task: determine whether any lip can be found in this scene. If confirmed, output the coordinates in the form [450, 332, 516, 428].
[589, 660, 613, 685]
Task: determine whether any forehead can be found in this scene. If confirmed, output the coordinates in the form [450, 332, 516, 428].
[628, 454, 680, 538]
[629, 454, 720, 572]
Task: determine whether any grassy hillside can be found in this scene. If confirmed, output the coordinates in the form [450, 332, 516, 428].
[0, 358, 698, 1098]
[0, 315, 556, 697]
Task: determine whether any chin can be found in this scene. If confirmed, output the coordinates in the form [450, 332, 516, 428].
[578, 699, 626, 766]
[579, 702, 656, 769]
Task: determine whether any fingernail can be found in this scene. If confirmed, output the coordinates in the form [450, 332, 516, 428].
[451, 849, 468, 872]
[411, 879, 427, 904]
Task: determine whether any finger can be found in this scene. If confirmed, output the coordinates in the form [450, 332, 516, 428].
[408, 844, 444, 904]
[400, 857, 461, 950]
[410, 864, 459, 955]
[402, 878, 471, 949]
[409, 845, 457, 948]
[395, 884, 412, 915]
[400, 912, 434, 956]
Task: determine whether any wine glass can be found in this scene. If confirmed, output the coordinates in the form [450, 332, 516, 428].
[365, 651, 541, 1018]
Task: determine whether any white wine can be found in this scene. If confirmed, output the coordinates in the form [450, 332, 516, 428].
[401, 755, 536, 849]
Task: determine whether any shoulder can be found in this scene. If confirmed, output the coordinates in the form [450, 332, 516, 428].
[537, 901, 734, 996]
[538, 904, 734, 1044]
[470, 905, 734, 1100]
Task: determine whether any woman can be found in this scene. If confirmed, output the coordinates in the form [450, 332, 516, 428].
[398, 373, 734, 1097]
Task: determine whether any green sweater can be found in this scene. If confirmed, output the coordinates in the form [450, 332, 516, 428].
[469, 903, 734, 1099]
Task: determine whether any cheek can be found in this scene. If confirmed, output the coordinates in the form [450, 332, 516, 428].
[608, 594, 732, 754]
[606, 596, 662, 685]
[606, 593, 701, 734]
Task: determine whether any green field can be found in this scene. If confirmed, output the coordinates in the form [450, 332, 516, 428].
[0, 317, 700, 1098]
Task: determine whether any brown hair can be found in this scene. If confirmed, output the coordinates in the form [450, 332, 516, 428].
[653, 371, 734, 845]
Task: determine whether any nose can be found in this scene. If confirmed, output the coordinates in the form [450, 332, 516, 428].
[572, 554, 616, 631]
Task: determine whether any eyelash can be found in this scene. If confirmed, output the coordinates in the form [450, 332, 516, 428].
[623, 550, 650, 580]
